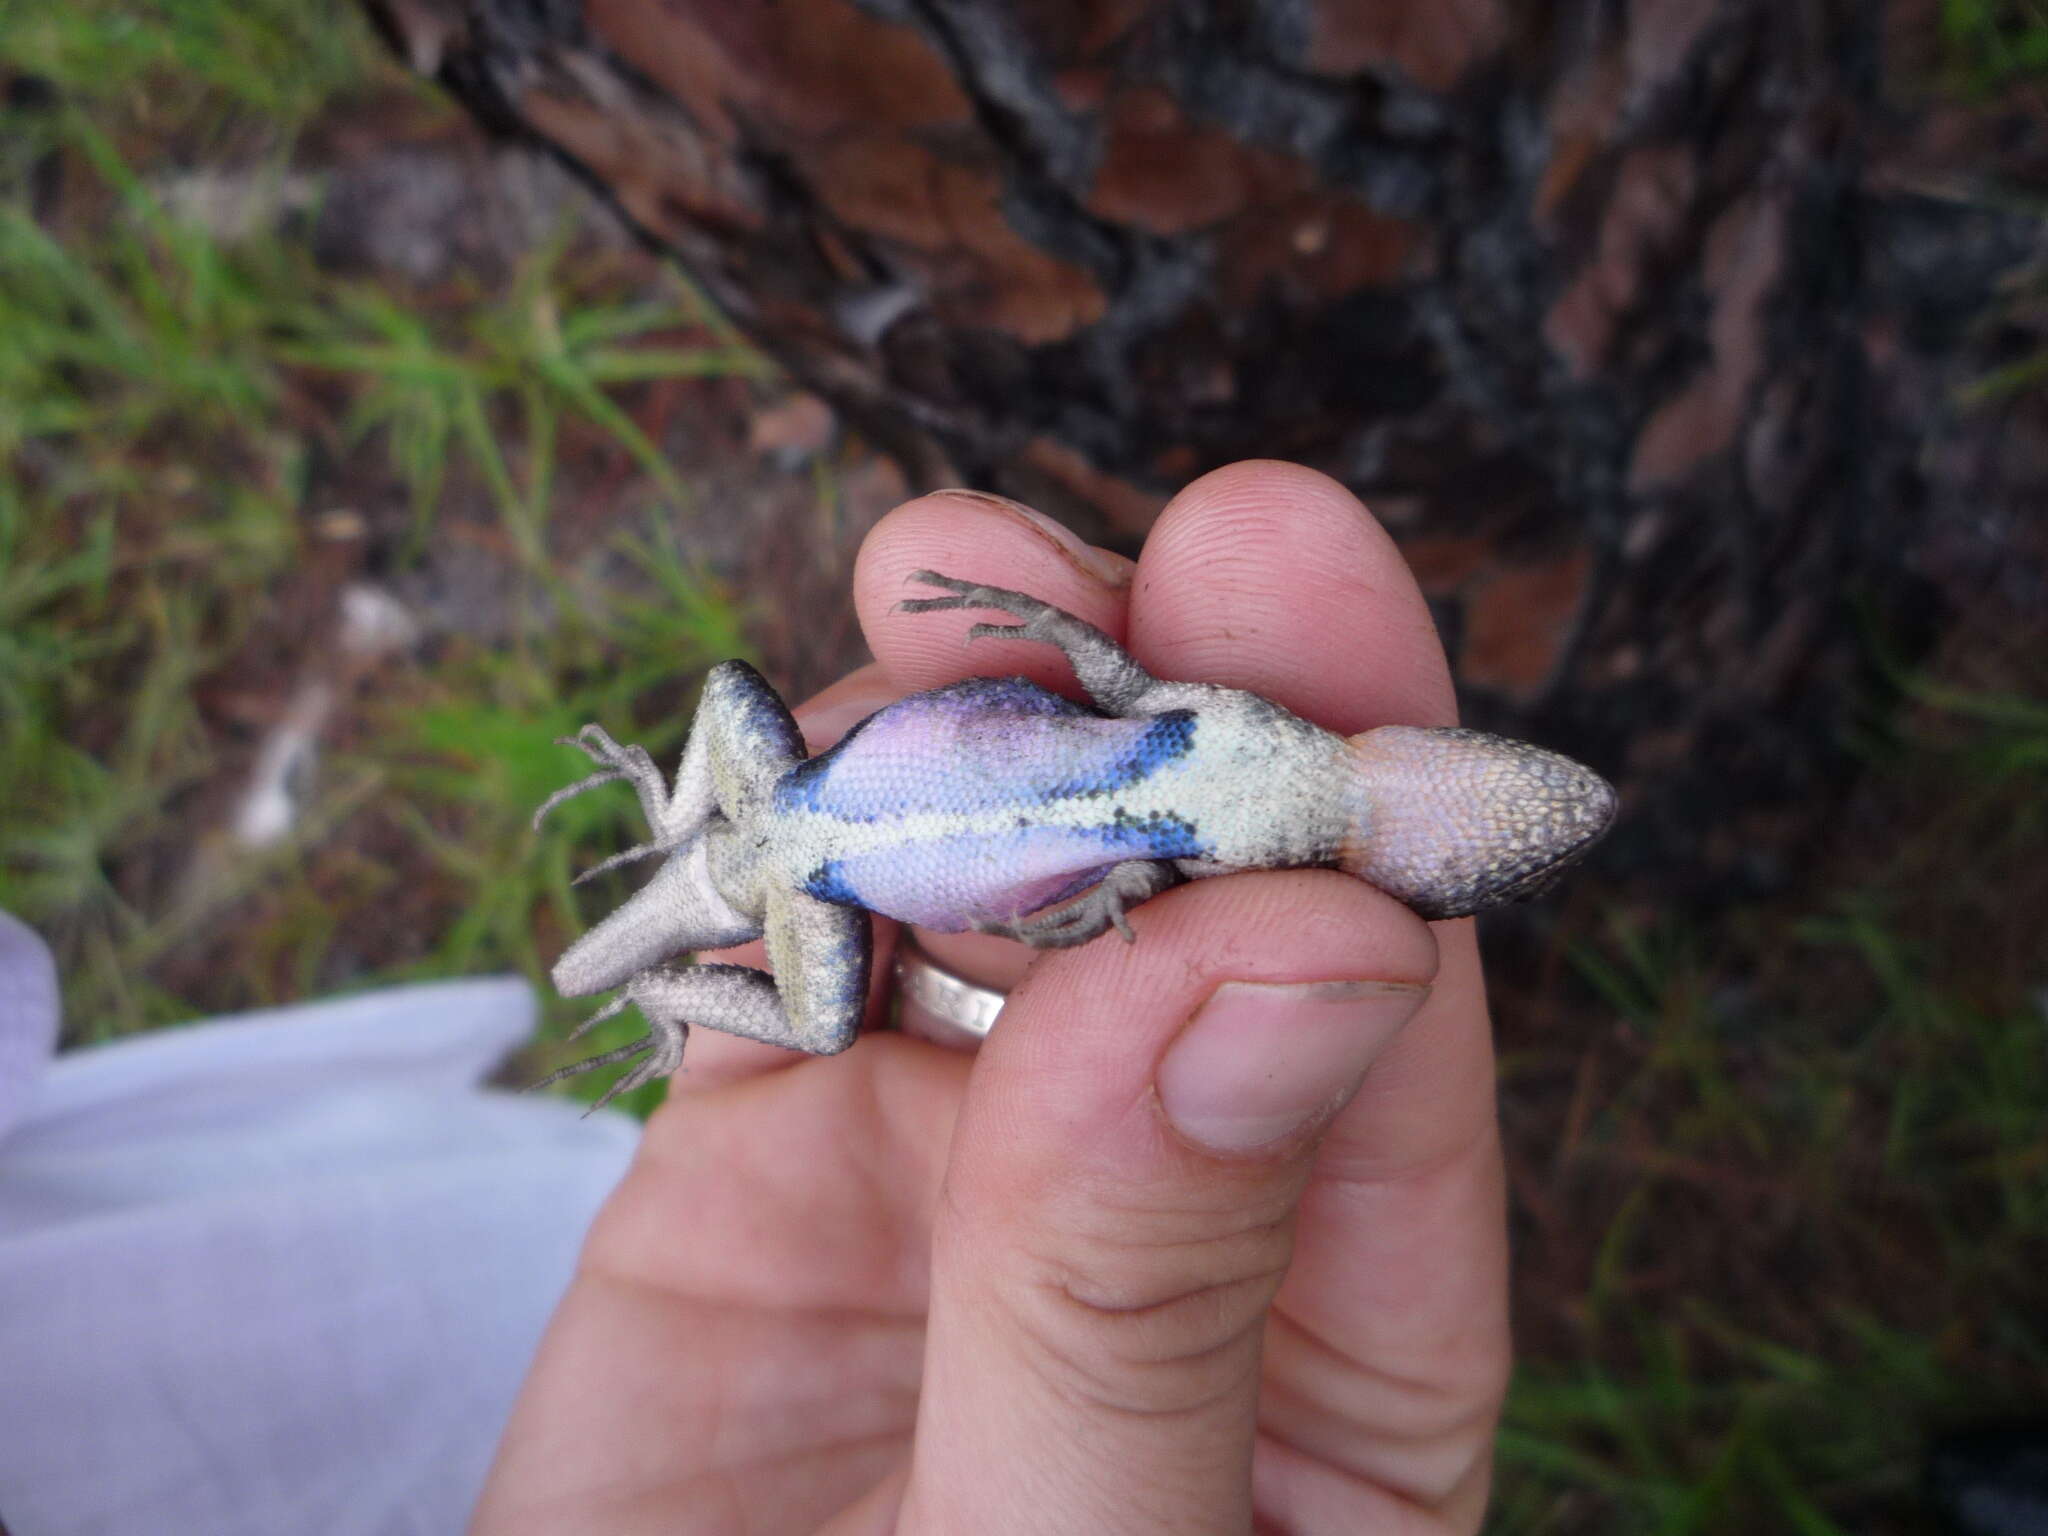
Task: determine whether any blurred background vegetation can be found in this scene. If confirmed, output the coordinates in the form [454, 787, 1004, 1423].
[0, 2, 2042, 1532]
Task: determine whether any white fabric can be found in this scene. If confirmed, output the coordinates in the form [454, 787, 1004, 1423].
[0, 916, 638, 1536]
[0, 913, 58, 1144]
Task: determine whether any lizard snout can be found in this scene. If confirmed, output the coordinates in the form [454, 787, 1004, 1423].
[1338, 726, 1617, 921]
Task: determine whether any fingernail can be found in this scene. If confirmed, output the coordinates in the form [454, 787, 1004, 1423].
[930, 489, 1133, 588]
[1157, 980, 1429, 1154]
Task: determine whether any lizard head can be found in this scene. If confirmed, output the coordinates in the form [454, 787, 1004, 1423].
[1337, 726, 1618, 920]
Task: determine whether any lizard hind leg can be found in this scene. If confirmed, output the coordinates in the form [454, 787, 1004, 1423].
[549, 834, 764, 998]
[899, 570, 1163, 717]
[759, 887, 870, 1055]
[533, 947, 862, 1109]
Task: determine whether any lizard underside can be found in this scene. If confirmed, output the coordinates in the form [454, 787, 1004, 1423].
[533, 572, 1616, 1107]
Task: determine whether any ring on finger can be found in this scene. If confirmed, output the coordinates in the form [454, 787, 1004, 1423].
[892, 933, 1006, 1050]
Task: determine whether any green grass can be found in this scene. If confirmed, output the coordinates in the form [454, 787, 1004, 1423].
[286, 243, 770, 565]
[1490, 679, 2048, 1533]
[1493, 944, 2047, 1532]
[0, 0, 378, 137]
[0, 2, 768, 1114]
[1939, 0, 2048, 92]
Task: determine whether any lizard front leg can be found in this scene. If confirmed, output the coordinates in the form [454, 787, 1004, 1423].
[899, 570, 1167, 717]
[978, 860, 1183, 948]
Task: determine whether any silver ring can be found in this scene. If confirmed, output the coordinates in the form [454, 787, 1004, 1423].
[893, 936, 1006, 1050]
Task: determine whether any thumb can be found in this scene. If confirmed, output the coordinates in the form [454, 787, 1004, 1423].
[896, 871, 1437, 1534]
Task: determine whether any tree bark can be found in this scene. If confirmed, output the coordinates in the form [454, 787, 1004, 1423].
[365, 0, 2048, 904]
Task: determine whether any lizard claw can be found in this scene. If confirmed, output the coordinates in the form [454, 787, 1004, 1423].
[897, 576, 1059, 656]
[979, 862, 1178, 948]
[894, 597, 972, 616]
[564, 992, 632, 1042]
[559, 725, 659, 779]
[897, 570, 1033, 626]
[533, 767, 626, 831]
[570, 839, 666, 887]
[535, 722, 675, 845]
[894, 570, 972, 616]
[966, 621, 1028, 644]
[528, 992, 689, 1114]
[979, 897, 1109, 949]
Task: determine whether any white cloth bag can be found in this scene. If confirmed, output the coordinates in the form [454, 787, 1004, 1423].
[0, 914, 637, 1536]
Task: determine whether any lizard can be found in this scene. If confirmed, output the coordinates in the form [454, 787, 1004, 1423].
[531, 570, 1618, 1108]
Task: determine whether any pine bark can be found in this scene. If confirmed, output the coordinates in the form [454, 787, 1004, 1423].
[365, 0, 2048, 903]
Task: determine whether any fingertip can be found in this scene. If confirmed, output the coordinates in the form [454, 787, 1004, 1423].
[974, 871, 1441, 1144]
[853, 491, 1132, 693]
[1132, 461, 1456, 733]
[791, 662, 900, 752]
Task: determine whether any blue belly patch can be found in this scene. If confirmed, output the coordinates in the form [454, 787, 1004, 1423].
[805, 813, 1210, 929]
[774, 677, 1198, 823]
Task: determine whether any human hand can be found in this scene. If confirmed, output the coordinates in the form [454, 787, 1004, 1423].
[470, 461, 1507, 1534]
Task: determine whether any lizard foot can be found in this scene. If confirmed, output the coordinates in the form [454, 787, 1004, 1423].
[568, 839, 668, 888]
[978, 903, 1123, 948]
[977, 860, 1182, 949]
[898, 569, 1161, 717]
[897, 570, 1067, 649]
[533, 724, 665, 830]
[527, 990, 689, 1113]
[536, 724, 689, 884]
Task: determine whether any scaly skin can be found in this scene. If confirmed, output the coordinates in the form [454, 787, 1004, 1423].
[534, 571, 1615, 1108]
